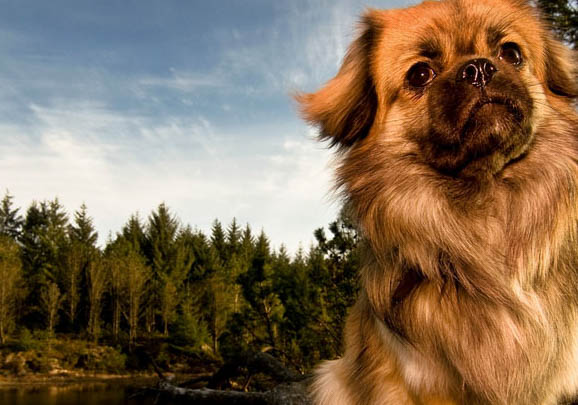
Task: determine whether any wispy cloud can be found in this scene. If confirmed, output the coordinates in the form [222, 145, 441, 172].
[138, 68, 228, 92]
[0, 0, 408, 253]
[2, 100, 335, 252]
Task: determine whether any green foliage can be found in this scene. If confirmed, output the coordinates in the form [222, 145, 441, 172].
[13, 328, 40, 352]
[3, 193, 363, 377]
[170, 309, 210, 351]
[81, 345, 127, 373]
[69, 203, 98, 247]
[4, 338, 127, 374]
[0, 236, 23, 343]
[536, 0, 577, 48]
[19, 199, 69, 330]
[0, 191, 23, 239]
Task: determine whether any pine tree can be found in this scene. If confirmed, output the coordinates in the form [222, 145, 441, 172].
[146, 203, 180, 272]
[20, 199, 69, 330]
[20, 202, 48, 278]
[42, 199, 69, 281]
[210, 219, 227, 264]
[226, 218, 242, 259]
[121, 213, 146, 251]
[240, 224, 254, 264]
[236, 231, 284, 349]
[64, 203, 99, 331]
[0, 191, 23, 240]
[144, 203, 188, 335]
[308, 208, 360, 356]
[69, 203, 98, 247]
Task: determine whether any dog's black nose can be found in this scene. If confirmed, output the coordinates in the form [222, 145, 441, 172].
[456, 58, 497, 87]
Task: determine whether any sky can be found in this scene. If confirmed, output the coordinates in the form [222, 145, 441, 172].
[0, 0, 409, 254]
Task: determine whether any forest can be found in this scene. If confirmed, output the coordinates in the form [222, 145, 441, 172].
[0, 190, 360, 380]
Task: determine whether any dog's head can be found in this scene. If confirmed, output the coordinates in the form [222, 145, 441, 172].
[297, 0, 576, 178]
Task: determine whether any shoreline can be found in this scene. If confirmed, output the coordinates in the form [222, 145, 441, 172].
[0, 373, 159, 389]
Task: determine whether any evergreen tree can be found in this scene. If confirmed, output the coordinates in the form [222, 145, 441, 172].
[146, 204, 179, 264]
[236, 231, 284, 349]
[180, 228, 217, 299]
[20, 202, 47, 277]
[308, 208, 360, 356]
[144, 203, 189, 335]
[170, 293, 210, 351]
[226, 218, 242, 259]
[69, 203, 98, 247]
[180, 226, 209, 282]
[240, 224, 254, 264]
[20, 199, 69, 329]
[0, 191, 23, 240]
[121, 213, 146, 251]
[223, 219, 247, 314]
[272, 246, 310, 360]
[210, 219, 227, 265]
[64, 203, 99, 331]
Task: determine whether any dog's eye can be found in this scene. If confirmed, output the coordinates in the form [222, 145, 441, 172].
[499, 42, 523, 66]
[407, 63, 436, 88]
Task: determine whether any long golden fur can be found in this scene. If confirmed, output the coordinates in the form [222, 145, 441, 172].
[297, 0, 578, 404]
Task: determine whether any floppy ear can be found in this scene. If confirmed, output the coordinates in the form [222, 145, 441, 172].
[296, 12, 380, 148]
[543, 36, 577, 99]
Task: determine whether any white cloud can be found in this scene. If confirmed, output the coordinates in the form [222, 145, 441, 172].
[138, 68, 228, 92]
[1, 101, 336, 254]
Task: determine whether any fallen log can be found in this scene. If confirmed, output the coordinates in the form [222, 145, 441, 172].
[207, 351, 305, 389]
[153, 379, 312, 405]
[141, 349, 313, 405]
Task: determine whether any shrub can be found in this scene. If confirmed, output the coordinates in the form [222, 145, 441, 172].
[81, 346, 127, 373]
[169, 312, 209, 351]
[13, 329, 39, 351]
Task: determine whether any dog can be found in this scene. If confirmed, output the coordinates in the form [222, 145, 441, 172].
[297, 0, 578, 404]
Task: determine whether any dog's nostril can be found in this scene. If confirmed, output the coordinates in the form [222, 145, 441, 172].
[457, 58, 497, 87]
[463, 64, 479, 81]
[483, 62, 497, 76]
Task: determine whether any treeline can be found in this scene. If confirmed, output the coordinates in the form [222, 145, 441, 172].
[0, 191, 360, 372]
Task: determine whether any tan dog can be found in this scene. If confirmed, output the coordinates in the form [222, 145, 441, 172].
[297, 0, 578, 404]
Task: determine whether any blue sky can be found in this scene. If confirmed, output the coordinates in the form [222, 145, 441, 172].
[0, 0, 408, 253]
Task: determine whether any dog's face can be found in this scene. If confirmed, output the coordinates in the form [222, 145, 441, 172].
[298, 0, 576, 179]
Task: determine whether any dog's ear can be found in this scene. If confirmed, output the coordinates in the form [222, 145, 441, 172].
[296, 12, 380, 148]
[543, 36, 577, 99]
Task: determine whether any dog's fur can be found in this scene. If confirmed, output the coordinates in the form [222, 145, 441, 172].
[297, 0, 578, 404]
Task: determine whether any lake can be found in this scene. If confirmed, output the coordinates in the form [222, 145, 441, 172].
[0, 381, 160, 405]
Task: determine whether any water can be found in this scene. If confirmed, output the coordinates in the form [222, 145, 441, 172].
[0, 382, 159, 405]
